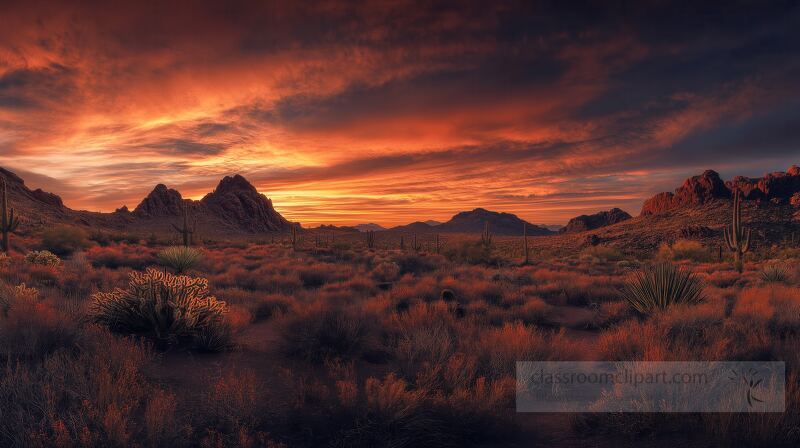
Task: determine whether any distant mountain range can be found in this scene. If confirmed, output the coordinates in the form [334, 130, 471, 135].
[389, 208, 554, 236]
[354, 223, 385, 232]
[0, 167, 293, 235]
[2, 163, 798, 247]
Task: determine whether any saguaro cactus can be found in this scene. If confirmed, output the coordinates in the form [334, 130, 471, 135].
[434, 234, 443, 254]
[522, 223, 529, 265]
[1, 177, 20, 253]
[171, 203, 196, 247]
[290, 225, 298, 249]
[366, 230, 375, 249]
[480, 221, 492, 248]
[724, 189, 751, 273]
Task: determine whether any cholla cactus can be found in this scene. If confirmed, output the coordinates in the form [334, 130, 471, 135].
[24, 250, 61, 266]
[1, 177, 20, 254]
[723, 189, 751, 273]
[90, 268, 230, 350]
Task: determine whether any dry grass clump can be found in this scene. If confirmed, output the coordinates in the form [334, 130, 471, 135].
[579, 245, 625, 263]
[657, 239, 713, 262]
[760, 264, 790, 284]
[91, 268, 232, 351]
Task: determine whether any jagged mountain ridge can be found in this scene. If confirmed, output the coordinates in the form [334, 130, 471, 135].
[0, 167, 293, 234]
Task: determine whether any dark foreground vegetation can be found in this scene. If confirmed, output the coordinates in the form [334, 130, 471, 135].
[1, 226, 800, 447]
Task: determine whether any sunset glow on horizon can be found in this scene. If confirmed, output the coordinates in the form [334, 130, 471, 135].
[1, 1, 799, 227]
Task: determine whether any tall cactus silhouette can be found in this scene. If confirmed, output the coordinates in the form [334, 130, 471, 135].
[1, 177, 20, 254]
[723, 189, 751, 273]
[522, 223, 529, 265]
[290, 224, 298, 249]
[366, 230, 375, 249]
[480, 221, 492, 248]
[171, 203, 196, 247]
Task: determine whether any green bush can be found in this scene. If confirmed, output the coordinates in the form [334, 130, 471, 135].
[620, 263, 705, 314]
[24, 250, 61, 267]
[41, 226, 90, 256]
[90, 268, 231, 351]
[158, 246, 202, 274]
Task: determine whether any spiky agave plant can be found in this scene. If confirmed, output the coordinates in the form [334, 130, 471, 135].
[620, 263, 705, 314]
[158, 246, 202, 274]
[90, 268, 230, 350]
[760, 265, 789, 284]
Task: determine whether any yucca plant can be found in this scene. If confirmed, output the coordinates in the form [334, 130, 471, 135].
[760, 265, 789, 284]
[90, 268, 231, 351]
[158, 246, 202, 274]
[620, 263, 705, 314]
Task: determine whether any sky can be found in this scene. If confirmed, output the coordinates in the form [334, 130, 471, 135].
[0, 1, 799, 227]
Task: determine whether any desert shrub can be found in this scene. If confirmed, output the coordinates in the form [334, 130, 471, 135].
[0, 252, 9, 269]
[393, 253, 442, 274]
[0, 282, 38, 315]
[24, 250, 61, 266]
[760, 265, 789, 284]
[88, 245, 156, 270]
[280, 303, 373, 361]
[657, 239, 712, 262]
[299, 267, 329, 288]
[90, 268, 231, 351]
[444, 241, 496, 265]
[41, 225, 91, 256]
[579, 245, 625, 263]
[158, 246, 202, 274]
[620, 263, 705, 314]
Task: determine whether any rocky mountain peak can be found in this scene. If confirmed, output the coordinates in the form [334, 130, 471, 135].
[134, 184, 186, 217]
[561, 207, 632, 233]
[642, 164, 800, 215]
[201, 174, 291, 232]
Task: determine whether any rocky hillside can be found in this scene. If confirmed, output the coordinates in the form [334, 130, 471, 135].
[0, 167, 293, 235]
[560, 208, 632, 233]
[642, 165, 800, 215]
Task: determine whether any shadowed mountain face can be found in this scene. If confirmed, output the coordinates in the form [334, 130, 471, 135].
[438, 208, 554, 236]
[389, 209, 554, 236]
[560, 208, 632, 233]
[0, 167, 292, 234]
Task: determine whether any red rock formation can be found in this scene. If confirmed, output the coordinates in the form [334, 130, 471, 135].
[201, 175, 291, 232]
[642, 165, 800, 215]
[561, 208, 632, 233]
[134, 184, 186, 217]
